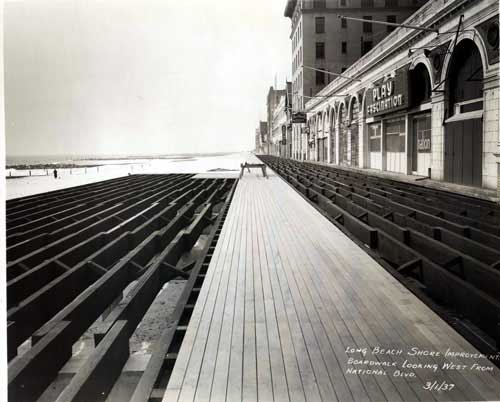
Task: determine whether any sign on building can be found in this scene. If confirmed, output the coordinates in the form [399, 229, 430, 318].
[292, 112, 307, 124]
[365, 67, 409, 117]
[417, 129, 432, 152]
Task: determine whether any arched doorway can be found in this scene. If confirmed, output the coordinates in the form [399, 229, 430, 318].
[410, 63, 432, 175]
[444, 39, 484, 187]
[329, 108, 336, 164]
[339, 104, 347, 164]
[350, 98, 360, 167]
[318, 112, 327, 162]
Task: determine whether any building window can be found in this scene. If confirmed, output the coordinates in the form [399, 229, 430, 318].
[385, 118, 406, 153]
[315, 17, 325, 34]
[363, 16, 372, 33]
[361, 0, 374, 7]
[316, 42, 325, 59]
[341, 18, 347, 28]
[341, 42, 347, 54]
[385, 0, 398, 7]
[340, 0, 347, 5]
[313, 0, 326, 8]
[316, 70, 325, 86]
[362, 40, 373, 55]
[386, 15, 396, 32]
[368, 123, 381, 152]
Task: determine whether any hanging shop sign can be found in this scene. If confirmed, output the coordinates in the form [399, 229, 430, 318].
[365, 67, 409, 117]
[292, 112, 307, 124]
[281, 125, 287, 144]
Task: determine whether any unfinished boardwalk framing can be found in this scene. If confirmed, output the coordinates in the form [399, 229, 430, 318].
[6, 174, 238, 402]
[164, 157, 500, 402]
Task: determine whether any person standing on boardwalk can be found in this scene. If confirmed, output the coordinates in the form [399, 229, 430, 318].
[53, 169, 58, 179]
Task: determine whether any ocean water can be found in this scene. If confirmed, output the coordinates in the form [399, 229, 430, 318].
[6, 155, 79, 166]
[6, 152, 236, 166]
[6, 152, 248, 199]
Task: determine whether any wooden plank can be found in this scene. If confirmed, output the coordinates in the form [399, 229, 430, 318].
[242, 185, 258, 402]
[227, 180, 251, 402]
[252, 188, 309, 402]
[249, 183, 274, 402]
[209, 183, 248, 402]
[163, 184, 241, 402]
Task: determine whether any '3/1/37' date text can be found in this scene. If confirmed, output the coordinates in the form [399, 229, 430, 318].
[423, 381, 455, 392]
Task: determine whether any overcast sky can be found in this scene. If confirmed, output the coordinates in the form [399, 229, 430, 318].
[4, 0, 291, 156]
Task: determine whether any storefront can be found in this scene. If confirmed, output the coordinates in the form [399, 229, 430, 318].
[367, 122, 382, 170]
[338, 105, 348, 165]
[365, 66, 409, 174]
[443, 38, 485, 187]
[297, 0, 498, 194]
[349, 98, 360, 167]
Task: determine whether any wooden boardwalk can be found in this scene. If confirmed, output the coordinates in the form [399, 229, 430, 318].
[163, 158, 500, 402]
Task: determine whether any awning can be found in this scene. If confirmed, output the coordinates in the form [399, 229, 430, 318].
[445, 110, 483, 123]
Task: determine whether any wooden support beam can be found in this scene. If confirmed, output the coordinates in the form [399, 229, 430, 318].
[398, 258, 422, 276]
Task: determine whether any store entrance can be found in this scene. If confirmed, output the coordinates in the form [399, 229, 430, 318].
[444, 118, 482, 187]
[444, 39, 484, 187]
[412, 113, 431, 175]
[318, 137, 327, 162]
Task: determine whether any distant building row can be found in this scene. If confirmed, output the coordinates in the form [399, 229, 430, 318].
[257, 0, 500, 199]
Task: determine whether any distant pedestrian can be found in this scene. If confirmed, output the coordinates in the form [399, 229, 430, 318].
[53, 169, 58, 179]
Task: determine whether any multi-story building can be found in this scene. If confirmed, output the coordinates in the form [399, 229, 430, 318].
[258, 121, 268, 154]
[267, 87, 287, 154]
[268, 82, 294, 157]
[255, 127, 263, 153]
[271, 94, 288, 156]
[285, 0, 427, 159]
[296, 0, 499, 195]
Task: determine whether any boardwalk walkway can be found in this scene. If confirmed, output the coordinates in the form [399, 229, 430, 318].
[163, 156, 500, 402]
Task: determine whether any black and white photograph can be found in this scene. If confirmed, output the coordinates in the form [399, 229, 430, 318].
[2, 0, 500, 401]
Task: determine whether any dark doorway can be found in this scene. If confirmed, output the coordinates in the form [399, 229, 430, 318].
[444, 39, 484, 187]
[444, 119, 482, 187]
[412, 113, 431, 174]
[318, 137, 328, 161]
[350, 99, 359, 167]
[330, 115, 336, 164]
[339, 106, 347, 164]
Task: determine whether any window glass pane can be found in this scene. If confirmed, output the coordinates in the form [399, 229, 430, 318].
[385, 118, 406, 152]
[387, 15, 396, 32]
[315, 17, 325, 33]
[368, 123, 381, 152]
[362, 41, 372, 55]
[316, 42, 325, 59]
[316, 70, 325, 85]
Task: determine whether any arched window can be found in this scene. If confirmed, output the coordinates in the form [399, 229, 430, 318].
[447, 39, 484, 116]
[410, 63, 432, 107]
